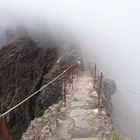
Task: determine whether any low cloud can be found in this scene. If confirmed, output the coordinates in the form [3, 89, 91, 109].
[0, 0, 140, 139]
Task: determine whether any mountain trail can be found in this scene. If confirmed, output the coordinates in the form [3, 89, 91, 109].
[21, 68, 113, 140]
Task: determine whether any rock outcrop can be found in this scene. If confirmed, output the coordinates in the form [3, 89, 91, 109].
[102, 79, 116, 111]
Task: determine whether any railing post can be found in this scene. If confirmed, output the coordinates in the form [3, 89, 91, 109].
[93, 64, 96, 89]
[76, 66, 79, 82]
[71, 72, 74, 89]
[63, 75, 67, 107]
[0, 115, 10, 140]
[98, 72, 103, 108]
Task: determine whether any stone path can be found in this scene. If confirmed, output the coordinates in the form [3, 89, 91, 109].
[21, 70, 113, 140]
[54, 71, 112, 140]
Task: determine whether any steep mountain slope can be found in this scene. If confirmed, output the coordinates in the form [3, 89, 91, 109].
[0, 37, 79, 140]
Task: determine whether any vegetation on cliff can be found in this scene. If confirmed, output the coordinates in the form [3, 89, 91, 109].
[0, 36, 79, 140]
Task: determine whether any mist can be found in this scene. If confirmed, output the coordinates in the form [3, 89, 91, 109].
[0, 0, 140, 139]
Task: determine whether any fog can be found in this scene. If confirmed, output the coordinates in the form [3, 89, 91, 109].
[0, 0, 140, 139]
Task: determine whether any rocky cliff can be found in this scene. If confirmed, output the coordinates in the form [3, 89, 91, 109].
[0, 36, 79, 140]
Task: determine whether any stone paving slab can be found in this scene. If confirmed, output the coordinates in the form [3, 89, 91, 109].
[71, 138, 98, 140]
[70, 100, 89, 108]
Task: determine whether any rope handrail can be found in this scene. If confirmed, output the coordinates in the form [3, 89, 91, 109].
[1, 63, 77, 117]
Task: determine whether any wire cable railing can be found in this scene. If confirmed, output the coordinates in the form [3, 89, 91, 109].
[96, 64, 140, 97]
[91, 63, 140, 111]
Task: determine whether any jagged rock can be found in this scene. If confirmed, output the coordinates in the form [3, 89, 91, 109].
[102, 79, 116, 111]
[89, 90, 98, 98]
[103, 79, 116, 101]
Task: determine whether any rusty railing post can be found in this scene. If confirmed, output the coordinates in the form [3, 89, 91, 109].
[93, 64, 97, 89]
[98, 72, 103, 108]
[71, 72, 74, 89]
[0, 115, 10, 140]
[63, 75, 67, 107]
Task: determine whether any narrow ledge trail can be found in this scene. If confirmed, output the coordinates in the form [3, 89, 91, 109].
[21, 67, 113, 140]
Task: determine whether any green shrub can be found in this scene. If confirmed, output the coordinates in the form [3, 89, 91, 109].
[110, 130, 121, 140]
[34, 105, 44, 118]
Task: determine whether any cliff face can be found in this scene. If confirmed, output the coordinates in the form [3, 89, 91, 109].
[0, 36, 79, 140]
